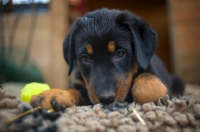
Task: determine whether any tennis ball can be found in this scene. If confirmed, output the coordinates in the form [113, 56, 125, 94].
[20, 82, 50, 103]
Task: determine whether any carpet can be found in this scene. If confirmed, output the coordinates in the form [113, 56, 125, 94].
[0, 88, 200, 132]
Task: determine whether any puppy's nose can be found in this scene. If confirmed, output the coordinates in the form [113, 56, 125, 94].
[99, 94, 115, 105]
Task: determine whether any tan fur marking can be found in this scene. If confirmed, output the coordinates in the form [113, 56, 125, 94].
[75, 60, 99, 104]
[108, 41, 116, 52]
[86, 44, 93, 55]
[87, 78, 100, 104]
[31, 88, 82, 109]
[132, 73, 168, 104]
[116, 58, 138, 102]
[87, 88, 100, 104]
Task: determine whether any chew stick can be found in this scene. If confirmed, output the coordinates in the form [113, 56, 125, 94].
[6, 106, 42, 124]
[132, 107, 146, 125]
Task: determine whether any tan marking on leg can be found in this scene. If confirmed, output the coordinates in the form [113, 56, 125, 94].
[132, 73, 168, 104]
[108, 41, 116, 53]
[30, 88, 83, 109]
[86, 44, 93, 55]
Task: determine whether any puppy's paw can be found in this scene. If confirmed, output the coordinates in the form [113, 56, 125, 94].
[30, 88, 82, 111]
[132, 73, 168, 104]
[157, 95, 171, 106]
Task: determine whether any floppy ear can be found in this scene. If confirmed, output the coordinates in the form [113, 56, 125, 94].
[63, 21, 78, 75]
[116, 11, 157, 70]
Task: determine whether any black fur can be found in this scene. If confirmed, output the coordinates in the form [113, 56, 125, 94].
[63, 8, 185, 105]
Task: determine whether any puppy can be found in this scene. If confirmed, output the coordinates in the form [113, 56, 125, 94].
[31, 8, 184, 111]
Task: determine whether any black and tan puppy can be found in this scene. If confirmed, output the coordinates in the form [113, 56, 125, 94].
[31, 8, 184, 111]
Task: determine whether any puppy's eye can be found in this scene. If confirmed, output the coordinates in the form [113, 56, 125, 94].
[115, 49, 126, 59]
[81, 55, 90, 63]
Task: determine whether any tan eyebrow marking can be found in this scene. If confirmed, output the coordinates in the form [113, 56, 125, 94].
[86, 44, 93, 55]
[108, 41, 116, 53]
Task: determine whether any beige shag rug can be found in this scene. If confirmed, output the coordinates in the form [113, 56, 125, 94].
[0, 88, 200, 132]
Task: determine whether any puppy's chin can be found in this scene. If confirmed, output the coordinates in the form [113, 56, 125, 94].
[103, 101, 129, 111]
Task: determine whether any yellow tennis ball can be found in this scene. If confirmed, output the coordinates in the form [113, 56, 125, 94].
[20, 82, 50, 103]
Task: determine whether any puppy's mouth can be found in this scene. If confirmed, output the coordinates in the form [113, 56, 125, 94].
[103, 101, 129, 111]
[86, 81, 130, 105]
[86, 85, 117, 105]
[86, 76, 131, 105]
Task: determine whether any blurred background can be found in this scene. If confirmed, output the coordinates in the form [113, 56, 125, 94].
[0, 0, 200, 95]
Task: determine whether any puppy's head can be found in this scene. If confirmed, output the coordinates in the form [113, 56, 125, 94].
[63, 8, 157, 105]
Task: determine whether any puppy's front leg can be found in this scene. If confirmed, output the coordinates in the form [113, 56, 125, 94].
[132, 73, 168, 104]
[31, 88, 83, 111]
